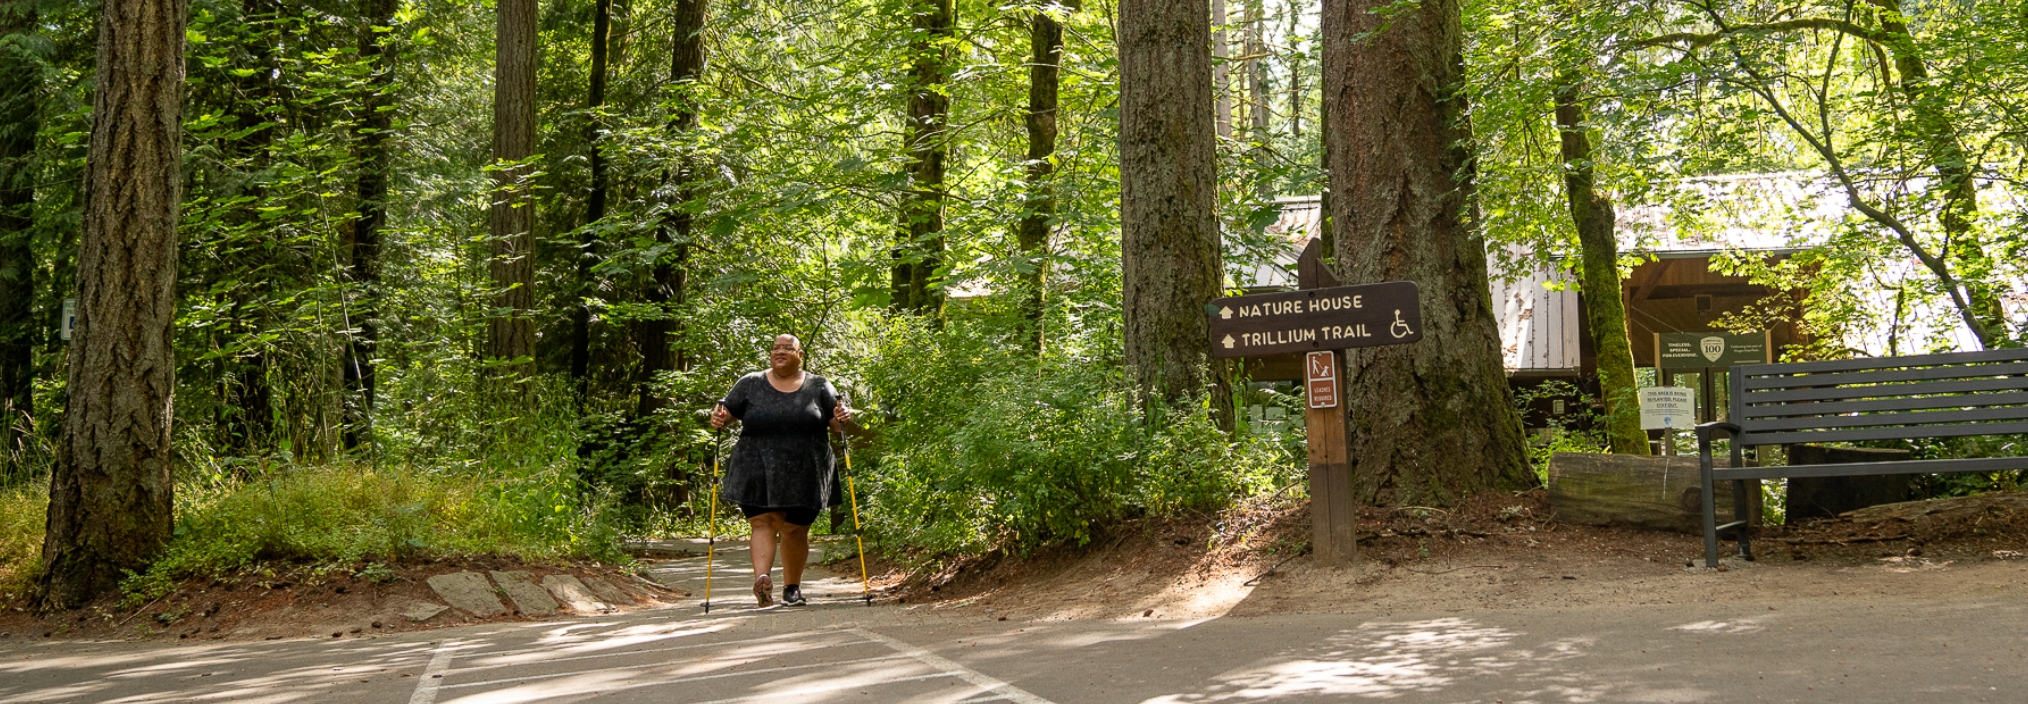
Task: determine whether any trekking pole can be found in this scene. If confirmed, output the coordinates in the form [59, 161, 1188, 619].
[838, 423, 872, 607]
[703, 425, 723, 613]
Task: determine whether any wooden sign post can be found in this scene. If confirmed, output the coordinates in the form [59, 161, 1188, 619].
[1303, 351, 1354, 565]
[1207, 282, 1423, 568]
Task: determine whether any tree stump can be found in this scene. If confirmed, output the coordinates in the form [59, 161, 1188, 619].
[1548, 452, 1760, 534]
[1783, 444, 1915, 520]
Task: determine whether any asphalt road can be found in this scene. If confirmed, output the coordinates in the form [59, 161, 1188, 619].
[3, 588, 2025, 703]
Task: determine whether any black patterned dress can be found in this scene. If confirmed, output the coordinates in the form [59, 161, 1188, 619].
[717, 371, 841, 514]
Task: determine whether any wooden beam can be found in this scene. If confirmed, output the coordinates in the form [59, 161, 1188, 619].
[1626, 259, 1674, 307]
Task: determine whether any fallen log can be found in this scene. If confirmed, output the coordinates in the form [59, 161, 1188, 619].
[1548, 452, 1761, 534]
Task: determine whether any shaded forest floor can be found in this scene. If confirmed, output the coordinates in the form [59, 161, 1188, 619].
[889, 489, 2028, 621]
[9, 489, 2028, 642]
[0, 558, 680, 643]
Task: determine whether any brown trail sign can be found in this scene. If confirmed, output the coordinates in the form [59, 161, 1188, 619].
[1206, 282, 1422, 357]
[1206, 281, 1424, 568]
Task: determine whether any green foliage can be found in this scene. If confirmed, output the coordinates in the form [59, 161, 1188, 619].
[121, 458, 622, 602]
[1510, 380, 1611, 483]
[0, 482, 42, 598]
[855, 319, 1299, 560]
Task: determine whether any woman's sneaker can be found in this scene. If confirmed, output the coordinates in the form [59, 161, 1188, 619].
[752, 575, 773, 607]
[782, 584, 807, 606]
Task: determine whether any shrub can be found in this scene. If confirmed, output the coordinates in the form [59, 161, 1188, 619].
[0, 484, 43, 598]
[854, 319, 1298, 561]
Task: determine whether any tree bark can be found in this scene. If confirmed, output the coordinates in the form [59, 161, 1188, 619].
[637, 0, 705, 420]
[1285, 1, 1302, 141]
[892, 0, 953, 315]
[1017, 0, 1071, 352]
[570, 0, 611, 396]
[37, 0, 185, 610]
[342, 0, 395, 449]
[1210, 0, 1231, 140]
[1320, 0, 1530, 506]
[1553, 71, 1646, 455]
[0, 1, 38, 468]
[1119, 0, 1226, 407]
[488, 0, 537, 367]
[1244, 0, 1267, 139]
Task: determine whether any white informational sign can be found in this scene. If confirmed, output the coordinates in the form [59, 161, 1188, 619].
[1639, 386, 1695, 430]
[61, 298, 75, 342]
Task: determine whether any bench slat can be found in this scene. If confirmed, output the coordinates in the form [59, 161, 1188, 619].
[1738, 420, 2028, 446]
[1739, 361, 2028, 391]
[1742, 406, 2028, 432]
[1711, 455, 2028, 481]
[1741, 391, 2028, 419]
[1742, 377, 2028, 405]
[1735, 348, 2028, 376]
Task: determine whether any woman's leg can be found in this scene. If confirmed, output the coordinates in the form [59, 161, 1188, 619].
[781, 522, 811, 586]
[748, 512, 782, 580]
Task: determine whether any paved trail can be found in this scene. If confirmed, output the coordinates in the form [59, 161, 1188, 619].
[4, 545, 2024, 703]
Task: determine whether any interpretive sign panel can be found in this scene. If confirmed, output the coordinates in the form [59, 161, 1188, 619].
[1305, 351, 1338, 409]
[1657, 332, 1769, 370]
[1639, 386, 1696, 430]
[1206, 281, 1422, 358]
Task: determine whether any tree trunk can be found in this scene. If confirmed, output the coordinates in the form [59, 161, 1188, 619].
[342, 0, 394, 449]
[1017, 0, 1070, 352]
[37, 0, 186, 610]
[570, 0, 611, 397]
[637, 0, 705, 421]
[1119, 0, 1226, 408]
[1865, 0, 2007, 346]
[1553, 72, 1646, 455]
[488, 0, 537, 367]
[1285, 1, 1302, 141]
[1210, 0, 1231, 140]
[892, 0, 953, 315]
[1244, 0, 1267, 139]
[0, 1, 38, 469]
[1320, 0, 1530, 506]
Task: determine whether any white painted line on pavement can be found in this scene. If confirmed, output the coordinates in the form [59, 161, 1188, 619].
[406, 645, 456, 704]
[678, 672, 959, 704]
[440, 652, 912, 690]
[449, 629, 864, 673]
[848, 627, 1058, 704]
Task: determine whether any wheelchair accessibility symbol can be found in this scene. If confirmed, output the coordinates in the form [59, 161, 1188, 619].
[1390, 309, 1414, 339]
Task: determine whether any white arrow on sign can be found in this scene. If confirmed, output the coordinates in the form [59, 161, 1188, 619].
[1221, 335, 1235, 349]
[1219, 307, 1233, 320]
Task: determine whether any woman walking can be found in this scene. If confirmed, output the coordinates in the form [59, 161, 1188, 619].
[709, 334, 850, 607]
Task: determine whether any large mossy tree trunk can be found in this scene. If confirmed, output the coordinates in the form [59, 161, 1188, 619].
[342, 0, 397, 449]
[487, 0, 538, 368]
[0, 1, 38, 469]
[1552, 72, 1645, 455]
[1016, 0, 1070, 352]
[892, 0, 952, 316]
[1118, 0, 1227, 411]
[37, 0, 186, 610]
[1320, 0, 1529, 506]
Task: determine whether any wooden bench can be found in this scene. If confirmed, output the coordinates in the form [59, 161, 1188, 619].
[1696, 348, 2028, 567]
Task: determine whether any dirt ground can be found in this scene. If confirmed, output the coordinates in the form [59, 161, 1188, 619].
[0, 557, 679, 643]
[8, 489, 2027, 643]
[891, 489, 2028, 621]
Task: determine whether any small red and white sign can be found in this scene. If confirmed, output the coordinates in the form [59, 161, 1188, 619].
[1305, 350, 1338, 409]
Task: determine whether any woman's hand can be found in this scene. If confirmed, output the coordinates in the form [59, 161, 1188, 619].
[833, 401, 852, 426]
[710, 404, 731, 429]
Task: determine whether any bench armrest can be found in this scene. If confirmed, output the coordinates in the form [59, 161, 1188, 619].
[1693, 421, 1741, 443]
